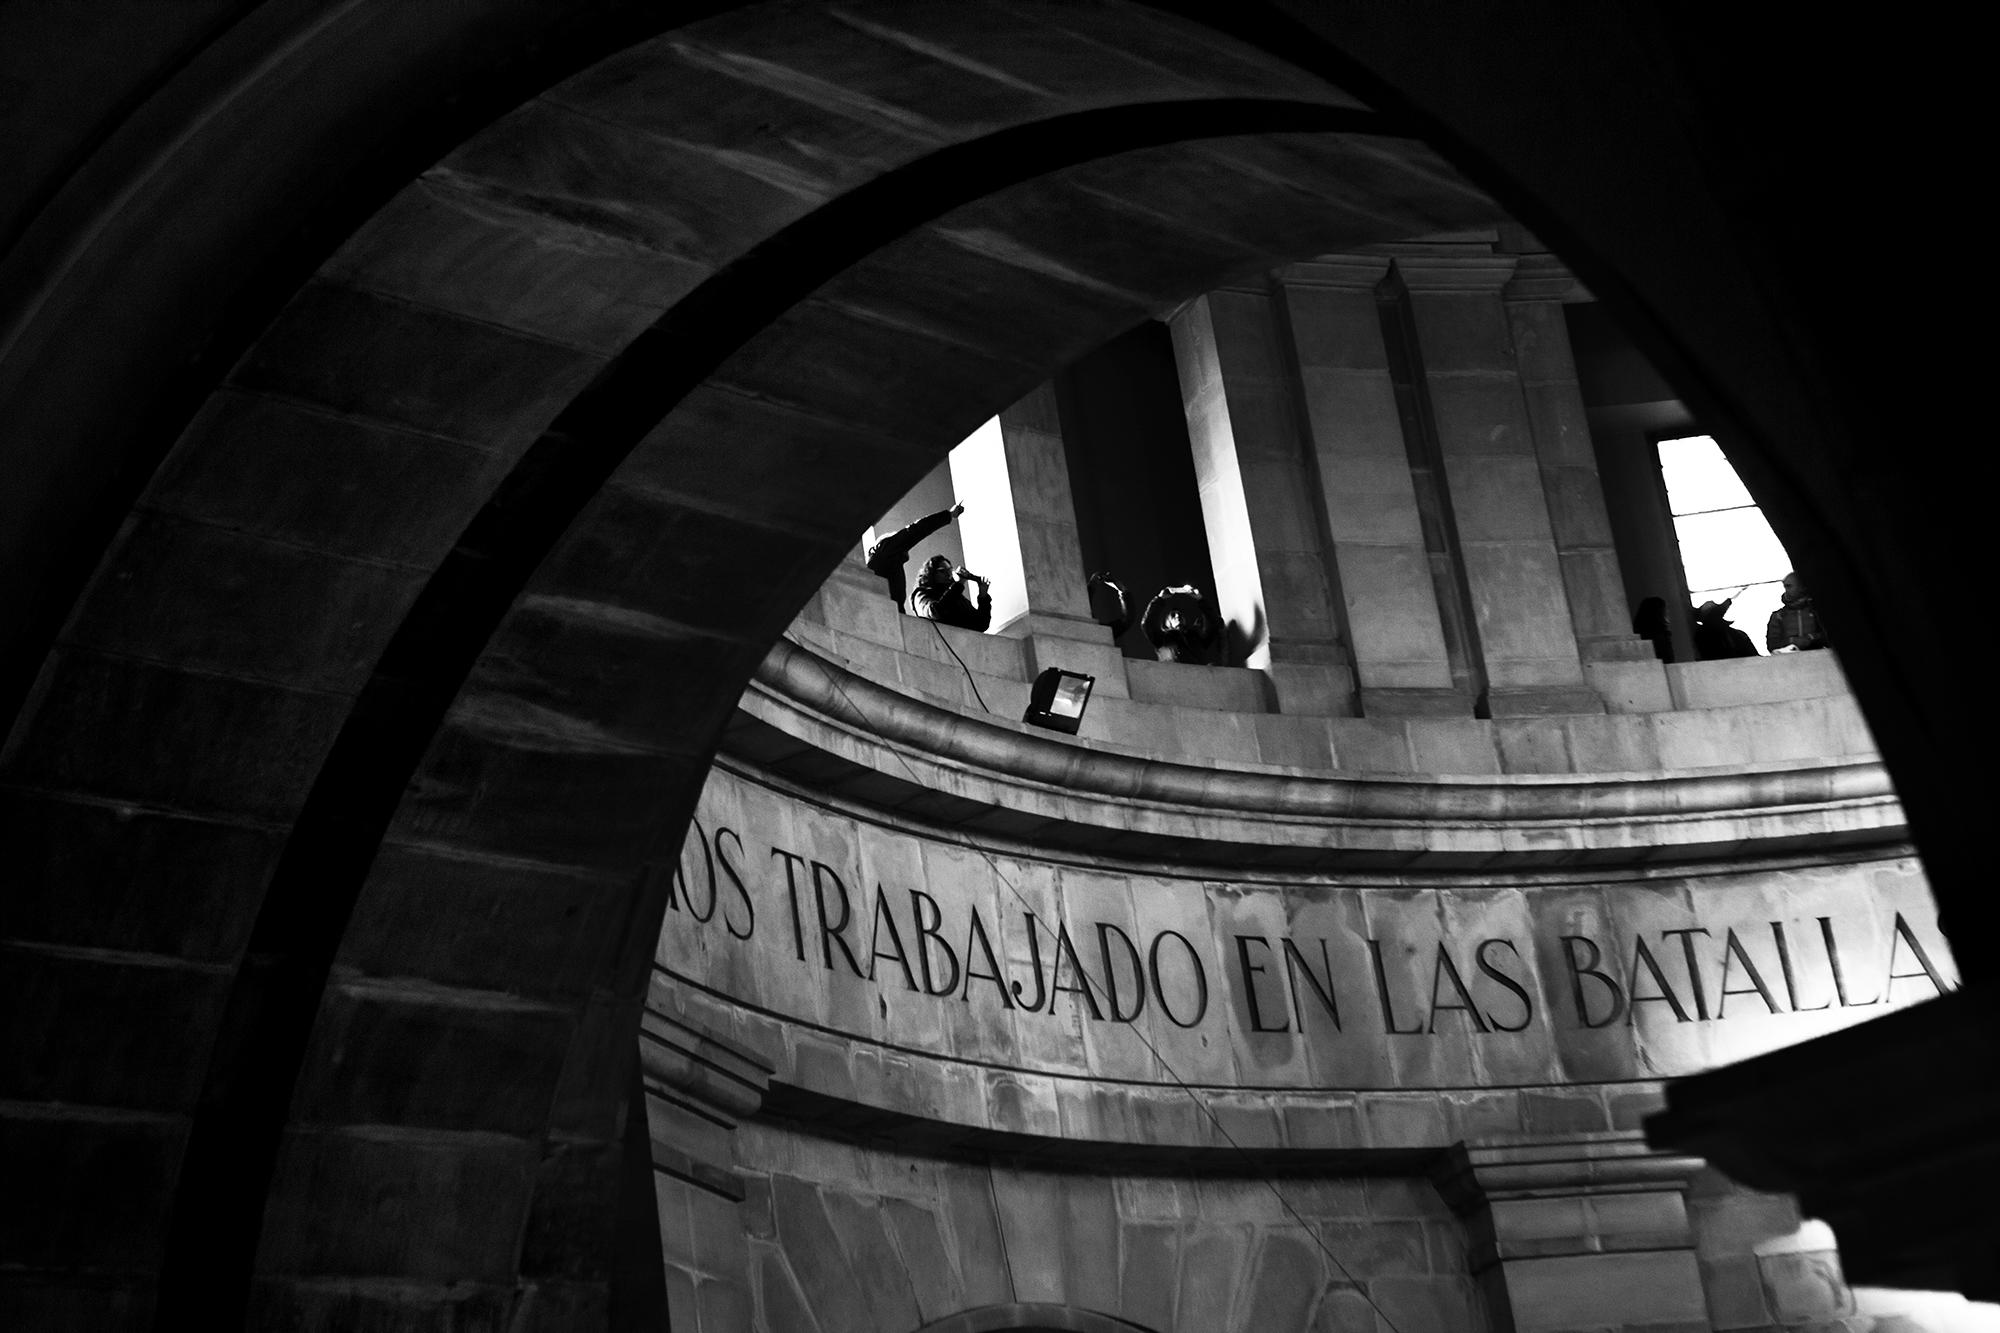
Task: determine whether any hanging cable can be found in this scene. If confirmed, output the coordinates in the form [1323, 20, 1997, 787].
[927, 615, 990, 714]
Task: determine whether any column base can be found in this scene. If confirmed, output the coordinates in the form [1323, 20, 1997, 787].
[1265, 660, 1357, 717]
[1580, 632, 1665, 664]
[1435, 1136, 1708, 1333]
[1485, 684, 1606, 717]
[1358, 685, 1476, 717]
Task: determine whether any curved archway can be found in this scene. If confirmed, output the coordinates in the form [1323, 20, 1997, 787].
[0, 1, 1979, 1327]
[910, 1302, 1159, 1333]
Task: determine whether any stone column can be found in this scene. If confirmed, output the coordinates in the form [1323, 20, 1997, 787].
[1170, 287, 1356, 712]
[1592, 414, 1697, 667]
[995, 382, 1128, 691]
[1505, 256, 1655, 670]
[1279, 256, 1464, 716]
[1394, 253, 1602, 716]
[1435, 1136, 1709, 1333]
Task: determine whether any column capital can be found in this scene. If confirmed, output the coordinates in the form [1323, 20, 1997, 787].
[1274, 254, 1393, 292]
[1505, 253, 1594, 304]
[1389, 252, 1520, 294]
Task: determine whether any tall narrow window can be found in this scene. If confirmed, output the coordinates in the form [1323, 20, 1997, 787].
[1656, 435, 1792, 653]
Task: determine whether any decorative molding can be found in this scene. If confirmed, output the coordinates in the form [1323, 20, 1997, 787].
[1275, 254, 1394, 291]
[731, 637, 1905, 869]
[1389, 253, 1520, 293]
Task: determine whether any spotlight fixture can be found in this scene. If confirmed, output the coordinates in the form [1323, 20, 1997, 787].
[1023, 667, 1094, 734]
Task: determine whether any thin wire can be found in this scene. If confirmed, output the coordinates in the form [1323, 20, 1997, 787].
[926, 615, 990, 713]
[807, 662, 1409, 1332]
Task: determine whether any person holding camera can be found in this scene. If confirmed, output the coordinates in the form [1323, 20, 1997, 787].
[910, 553, 992, 631]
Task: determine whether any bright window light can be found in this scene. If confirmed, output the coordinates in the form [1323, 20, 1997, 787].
[1658, 435, 1793, 651]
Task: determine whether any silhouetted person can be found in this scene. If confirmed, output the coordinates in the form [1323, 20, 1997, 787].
[911, 554, 991, 631]
[1632, 595, 1674, 663]
[1692, 598, 1758, 660]
[1142, 584, 1217, 664]
[1086, 571, 1130, 639]
[1766, 571, 1829, 652]
[865, 501, 963, 611]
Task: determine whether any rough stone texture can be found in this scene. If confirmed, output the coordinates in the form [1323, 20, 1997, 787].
[3, 1, 1986, 1330]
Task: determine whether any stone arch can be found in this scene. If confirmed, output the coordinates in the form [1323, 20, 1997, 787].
[1, 2, 1979, 1329]
[910, 1303, 1160, 1333]
[4, 4, 1504, 1325]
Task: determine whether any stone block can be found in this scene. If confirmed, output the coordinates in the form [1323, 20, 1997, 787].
[291, 980, 575, 1135]
[1521, 1089, 1612, 1136]
[155, 391, 492, 567]
[1280, 1099, 1364, 1151]
[1170, 705, 1264, 766]
[233, 280, 600, 451]
[1589, 1191, 1692, 1252]
[324, 177, 707, 354]
[1321, 453, 1426, 541]
[1360, 1092, 1452, 1148]
[1492, 1250, 1707, 1328]
[750, 1241, 820, 1333]
[1058, 1176, 1122, 1313]
[0, 945, 229, 1111]
[988, 1171, 1069, 1303]
[1408, 287, 1520, 371]
[766, 1178, 875, 1333]
[5, 649, 348, 820]
[1449, 456, 1559, 542]
[1405, 718, 1501, 775]
[1564, 712, 1662, 773]
[259, 1127, 537, 1281]
[1240, 1232, 1325, 1330]
[1668, 650, 1848, 709]
[1128, 658, 1269, 712]
[1583, 659, 1674, 715]
[0, 792, 278, 961]
[0, 1111, 180, 1270]
[1242, 456, 1324, 553]
[1521, 378, 1598, 468]
[1304, 372, 1412, 473]
[882, 1200, 962, 1323]
[1174, 1227, 1251, 1330]
[1311, 1284, 1386, 1332]
[518, 1140, 622, 1281]
[1495, 718, 1573, 773]
[1117, 1220, 1180, 1333]
[1366, 1275, 1484, 1331]
[1430, 373, 1536, 457]
[1286, 283, 1391, 370]
[1757, 1249, 1852, 1322]
[1327, 717, 1415, 771]
[1648, 707, 1758, 770]
[1021, 632, 1130, 699]
[345, 844, 630, 1000]
[1267, 660, 1358, 716]
[819, 1190, 923, 1333]
[1255, 713, 1335, 769]
[1696, 1254, 1772, 1329]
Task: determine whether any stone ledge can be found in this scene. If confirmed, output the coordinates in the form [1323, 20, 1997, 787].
[730, 637, 1904, 869]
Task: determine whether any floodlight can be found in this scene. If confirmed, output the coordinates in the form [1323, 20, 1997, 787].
[1023, 667, 1094, 734]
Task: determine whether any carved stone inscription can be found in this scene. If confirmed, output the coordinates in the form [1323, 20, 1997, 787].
[658, 769, 1956, 1088]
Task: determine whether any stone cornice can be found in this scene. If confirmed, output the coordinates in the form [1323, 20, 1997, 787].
[1504, 252, 1593, 303]
[1276, 254, 1393, 291]
[729, 638, 1905, 869]
[1389, 253, 1519, 293]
